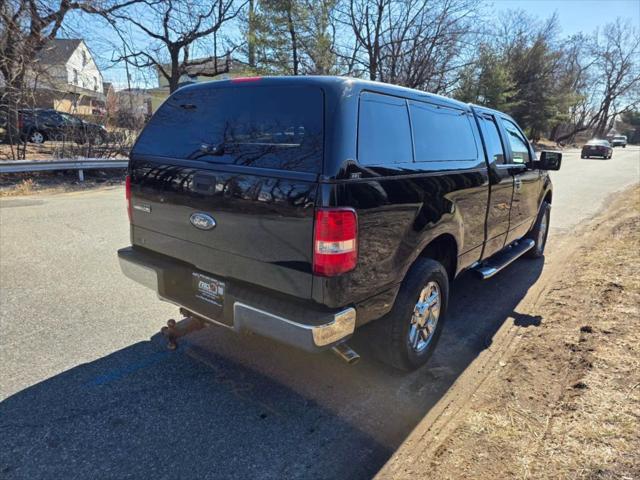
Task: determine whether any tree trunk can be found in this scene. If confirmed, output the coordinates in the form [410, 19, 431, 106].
[286, 5, 299, 75]
[248, 0, 256, 68]
[169, 53, 181, 93]
[369, 52, 377, 81]
[554, 124, 590, 144]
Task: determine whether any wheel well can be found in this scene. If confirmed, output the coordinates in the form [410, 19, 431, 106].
[419, 234, 457, 281]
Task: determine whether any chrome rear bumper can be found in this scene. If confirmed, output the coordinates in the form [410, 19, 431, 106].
[118, 247, 356, 352]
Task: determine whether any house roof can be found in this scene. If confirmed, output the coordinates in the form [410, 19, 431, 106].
[36, 39, 83, 65]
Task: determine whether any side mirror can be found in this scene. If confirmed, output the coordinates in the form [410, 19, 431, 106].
[536, 150, 562, 171]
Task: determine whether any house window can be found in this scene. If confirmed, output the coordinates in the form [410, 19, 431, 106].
[73, 69, 78, 85]
[94, 76, 98, 91]
[82, 50, 87, 66]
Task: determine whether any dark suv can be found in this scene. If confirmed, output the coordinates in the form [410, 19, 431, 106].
[118, 77, 561, 371]
[18, 109, 108, 145]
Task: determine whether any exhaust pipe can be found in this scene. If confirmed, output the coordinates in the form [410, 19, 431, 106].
[332, 342, 360, 365]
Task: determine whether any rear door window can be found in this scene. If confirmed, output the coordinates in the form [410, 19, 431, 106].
[478, 115, 506, 164]
[38, 111, 62, 125]
[409, 101, 478, 162]
[134, 85, 324, 173]
[358, 92, 413, 165]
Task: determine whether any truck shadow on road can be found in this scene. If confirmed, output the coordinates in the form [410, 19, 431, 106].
[0, 259, 544, 480]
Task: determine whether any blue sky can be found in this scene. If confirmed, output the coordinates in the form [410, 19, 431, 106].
[74, 0, 640, 89]
[491, 0, 639, 36]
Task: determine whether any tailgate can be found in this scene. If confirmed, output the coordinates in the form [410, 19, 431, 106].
[128, 82, 324, 299]
[129, 159, 318, 298]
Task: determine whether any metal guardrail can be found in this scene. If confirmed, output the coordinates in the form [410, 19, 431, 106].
[0, 158, 128, 181]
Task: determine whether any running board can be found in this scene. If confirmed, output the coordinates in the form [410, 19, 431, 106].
[474, 239, 535, 280]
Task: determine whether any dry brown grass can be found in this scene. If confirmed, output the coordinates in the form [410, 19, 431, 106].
[0, 171, 125, 197]
[9, 178, 35, 196]
[422, 187, 640, 480]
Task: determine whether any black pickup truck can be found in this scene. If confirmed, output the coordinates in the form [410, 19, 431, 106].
[118, 76, 561, 371]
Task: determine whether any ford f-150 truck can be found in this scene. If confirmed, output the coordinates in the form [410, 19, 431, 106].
[118, 76, 562, 371]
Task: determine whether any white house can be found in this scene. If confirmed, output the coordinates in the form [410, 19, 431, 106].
[31, 39, 105, 115]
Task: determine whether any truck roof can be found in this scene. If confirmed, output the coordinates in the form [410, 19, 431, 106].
[177, 75, 473, 112]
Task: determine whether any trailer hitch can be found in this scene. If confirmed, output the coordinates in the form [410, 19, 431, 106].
[160, 314, 208, 350]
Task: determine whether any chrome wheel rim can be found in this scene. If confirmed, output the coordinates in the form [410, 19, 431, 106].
[538, 210, 548, 250]
[408, 281, 441, 353]
[30, 132, 44, 143]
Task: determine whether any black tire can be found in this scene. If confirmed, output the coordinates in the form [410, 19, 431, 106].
[372, 258, 449, 371]
[525, 201, 551, 258]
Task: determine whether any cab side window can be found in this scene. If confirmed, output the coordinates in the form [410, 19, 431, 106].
[409, 101, 478, 162]
[500, 119, 531, 164]
[358, 92, 413, 166]
[478, 116, 506, 164]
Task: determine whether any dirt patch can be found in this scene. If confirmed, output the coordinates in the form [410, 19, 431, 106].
[379, 187, 640, 479]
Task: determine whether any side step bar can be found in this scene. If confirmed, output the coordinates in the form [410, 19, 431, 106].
[474, 239, 535, 280]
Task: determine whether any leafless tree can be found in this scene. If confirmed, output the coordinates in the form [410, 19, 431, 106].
[378, 0, 480, 93]
[552, 20, 639, 142]
[589, 19, 640, 137]
[0, 0, 139, 155]
[339, 0, 389, 80]
[103, 0, 247, 93]
[336, 0, 479, 92]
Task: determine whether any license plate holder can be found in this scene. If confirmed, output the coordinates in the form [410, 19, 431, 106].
[192, 272, 225, 307]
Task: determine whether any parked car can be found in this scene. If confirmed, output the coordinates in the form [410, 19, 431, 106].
[18, 109, 108, 145]
[610, 135, 627, 148]
[581, 139, 613, 159]
[118, 77, 561, 371]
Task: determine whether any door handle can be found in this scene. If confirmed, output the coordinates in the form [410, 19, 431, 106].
[515, 178, 522, 191]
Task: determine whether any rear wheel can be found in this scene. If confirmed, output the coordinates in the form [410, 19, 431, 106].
[90, 132, 107, 145]
[372, 258, 449, 371]
[28, 130, 45, 144]
[525, 201, 550, 258]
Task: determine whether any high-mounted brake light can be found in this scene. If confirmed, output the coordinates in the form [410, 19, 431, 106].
[313, 209, 358, 277]
[231, 76, 262, 83]
[125, 175, 132, 222]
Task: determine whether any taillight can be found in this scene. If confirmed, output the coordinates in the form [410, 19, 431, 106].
[313, 209, 358, 276]
[125, 175, 132, 222]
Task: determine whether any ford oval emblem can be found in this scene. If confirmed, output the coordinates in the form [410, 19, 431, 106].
[190, 212, 216, 230]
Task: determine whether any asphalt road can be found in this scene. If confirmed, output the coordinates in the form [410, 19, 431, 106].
[1, 147, 638, 479]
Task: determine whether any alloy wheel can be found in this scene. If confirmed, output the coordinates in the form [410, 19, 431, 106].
[29, 131, 44, 144]
[538, 209, 549, 251]
[408, 281, 441, 353]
